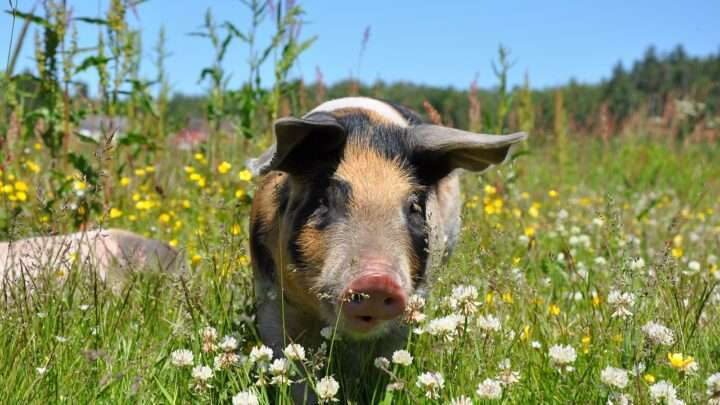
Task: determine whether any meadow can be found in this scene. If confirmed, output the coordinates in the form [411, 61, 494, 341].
[2, 1, 720, 404]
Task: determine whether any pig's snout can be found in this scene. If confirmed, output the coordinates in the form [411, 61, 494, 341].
[341, 271, 406, 332]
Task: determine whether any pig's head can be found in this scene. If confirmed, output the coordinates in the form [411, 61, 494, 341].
[249, 101, 525, 339]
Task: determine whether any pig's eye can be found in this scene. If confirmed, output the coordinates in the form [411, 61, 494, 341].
[309, 180, 350, 229]
[406, 192, 426, 218]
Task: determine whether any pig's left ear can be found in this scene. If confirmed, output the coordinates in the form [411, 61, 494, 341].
[412, 124, 527, 176]
[247, 113, 347, 176]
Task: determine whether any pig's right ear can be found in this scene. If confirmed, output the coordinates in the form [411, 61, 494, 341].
[246, 113, 347, 176]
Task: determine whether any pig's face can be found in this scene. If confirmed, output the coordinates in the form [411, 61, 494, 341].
[249, 98, 526, 339]
[286, 142, 428, 338]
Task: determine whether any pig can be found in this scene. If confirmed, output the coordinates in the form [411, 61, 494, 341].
[1, 228, 183, 293]
[247, 97, 525, 399]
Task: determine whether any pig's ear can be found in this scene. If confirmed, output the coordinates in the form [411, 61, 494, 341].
[412, 124, 527, 176]
[247, 113, 346, 176]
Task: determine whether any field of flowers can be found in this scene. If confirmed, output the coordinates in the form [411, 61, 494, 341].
[1, 134, 718, 404]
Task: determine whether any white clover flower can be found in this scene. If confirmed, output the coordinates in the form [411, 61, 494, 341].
[601, 366, 629, 389]
[594, 256, 607, 266]
[219, 336, 239, 352]
[449, 285, 479, 316]
[214, 352, 240, 370]
[320, 326, 336, 340]
[708, 255, 718, 265]
[592, 217, 605, 227]
[649, 380, 679, 403]
[707, 372, 720, 401]
[548, 344, 577, 366]
[497, 359, 521, 386]
[232, 390, 259, 405]
[78, 304, 90, 311]
[531, 341, 542, 349]
[476, 378, 503, 399]
[315, 375, 340, 403]
[404, 294, 426, 324]
[249, 345, 273, 364]
[629, 257, 645, 270]
[425, 314, 463, 341]
[171, 349, 194, 367]
[391, 350, 413, 366]
[283, 343, 306, 361]
[36, 367, 48, 375]
[191, 365, 213, 381]
[386, 382, 405, 391]
[201, 326, 218, 352]
[641, 321, 675, 346]
[687, 260, 701, 273]
[374, 357, 390, 369]
[416, 371, 444, 399]
[477, 314, 502, 333]
[449, 395, 473, 405]
[607, 290, 635, 319]
[557, 209, 569, 220]
[607, 392, 632, 405]
[269, 358, 290, 376]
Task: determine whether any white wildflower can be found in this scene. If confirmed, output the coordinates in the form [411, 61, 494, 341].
[416, 371, 444, 399]
[405, 294, 426, 324]
[219, 336, 239, 352]
[232, 390, 259, 405]
[549, 344, 577, 366]
[374, 356, 390, 369]
[497, 359, 521, 386]
[607, 290, 635, 319]
[191, 365, 213, 381]
[449, 285, 480, 316]
[36, 367, 48, 375]
[214, 352, 240, 370]
[477, 314, 502, 333]
[476, 378, 503, 399]
[171, 349, 194, 367]
[425, 314, 463, 341]
[449, 395, 473, 405]
[594, 256, 607, 266]
[320, 326, 335, 340]
[601, 366, 629, 389]
[284, 343, 306, 362]
[392, 350, 413, 366]
[707, 372, 720, 403]
[641, 321, 675, 346]
[629, 257, 645, 271]
[249, 345, 273, 364]
[315, 375, 340, 403]
[201, 326, 218, 353]
[531, 341, 542, 349]
[649, 380, 680, 403]
[607, 392, 633, 405]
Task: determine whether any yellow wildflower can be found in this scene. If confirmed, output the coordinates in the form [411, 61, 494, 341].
[235, 188, 246, 199]
[548, 189, 559, 198]
[484, 184, 497, 195]
[109, 208, 123, 219]
[643, 374, 655, 384]
[502, 292, 513, 303]
[238, 169, 253, 182]
[134, 168, 146, 177]
[191, 254, 202, 267]
[231, 224, 242, 235]
[218, 161, 232, 174]
[238, 255, 250, 267]
[159, 213, 171, 224]
[120, 177, 130, 187]
[72, 180, 86, 192]
[548, 304, 561, 316]
[671, 247, 683, 258]
[169, 239, 178, 248]
[33, 142, 42, 151]
[14, 181, 28, 192]
[524, 226, 536, 237]
[667, 352, 695, 372]
[15, 191, 27, 202]
[25, 161, 41, 173]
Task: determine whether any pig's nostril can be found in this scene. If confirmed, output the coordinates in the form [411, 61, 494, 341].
[359, 315, 374, 322]
[384, 297, 394, 306]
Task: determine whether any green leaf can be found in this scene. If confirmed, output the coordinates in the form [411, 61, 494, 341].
[4, 10, 49, 27]
[73, 16, 109, 25]
[73, 131, 100, 145]
[75, 55, 112, 74]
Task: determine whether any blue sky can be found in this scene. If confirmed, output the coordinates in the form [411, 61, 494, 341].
[2, 0, 719, 95]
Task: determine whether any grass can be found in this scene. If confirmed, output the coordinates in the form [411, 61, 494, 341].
[1, 135, 718, 404]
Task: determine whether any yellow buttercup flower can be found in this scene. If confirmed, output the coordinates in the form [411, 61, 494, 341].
[238, 169, 253, 182]
[218, 161, 232, 174]
[667, 352, 695, 372]
[14, 181, 28, 192]
[191, 254, 202, 267]
[120, 177, 130, 187]
[548, 304, 561, 316]
[671, 247, 683, 258]
[548, 189, 559, 198]
[25, 161, 41, 173]
[109, 208, 123, 219]
[643, 374, 655, 384]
